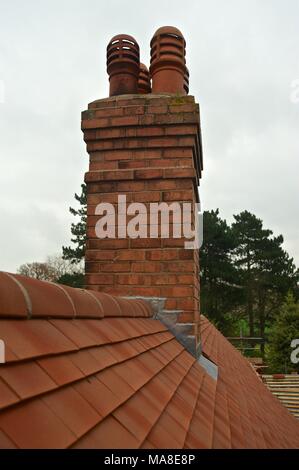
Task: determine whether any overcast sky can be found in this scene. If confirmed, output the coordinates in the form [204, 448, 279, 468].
[0, 0, 298, 272]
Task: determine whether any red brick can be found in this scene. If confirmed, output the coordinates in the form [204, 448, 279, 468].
[153, 113, 185, 125]
[100, 286, 132, 296]
[131, 262, 162, 273]
[116, 97, 147, 107]
[176, 298, 196, 310]
[162, 239, 186, 248]
[88, 239, 129, 250]
[119, 161, 145, 169]
[85, 274, 114, 285]
[117, 181, 145, 192]
[145, 180, 177, 191]
[163, 261, 194, 272]
[146, 137, 178, 148]
[85, 250, 116, 261]
[98, 128, 126, 139]
[177, 312, 195, 323]
[110, 116, 139, 127]
[162, 286, 193, 297]
[133, 149, 162, 160]
[130, 287, 161, 297]
[136, 127, 164, 137]
[163, 148, 193, 158]
[116, 274, 151, 286]
[135, 169, 163, 180]
[102, 170, 134, 181]
[99, 263, 131, 272]
[82, 118, 109, 129]
[164, 168, 196, 179]
[87, 182, 116, 193]
[163, 190, 194, 202]
[146, 250, 178, 261]
[165, 125, 197, 136]
[89, 161, 118, 171]
[124, 105, 145, 116]
[132, 192, 161, 203]
[130, 239, 161, 249]
[139, 115, 155, 126]
[116, 250, 145, 261]
[102, 150, 135, 161]
[177, 275, 194, 284]
[169, 104, 198, 113]
[94, 107, 123, 118]
[179, 250, 196, 260]
[151, 275, 177, 286]
[164, 299, 177, 310]
[147, 105, 168, 114]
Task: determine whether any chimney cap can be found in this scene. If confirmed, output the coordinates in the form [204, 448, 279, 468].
[151, 26, 185, 42]
[107, 34, 140, 68]
[109, 33, 139, 45]
[106, 33, 140, 96]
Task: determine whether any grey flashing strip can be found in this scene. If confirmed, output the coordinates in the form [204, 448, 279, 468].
[123, 296, 201, 359]
[198, 354, 218, 381]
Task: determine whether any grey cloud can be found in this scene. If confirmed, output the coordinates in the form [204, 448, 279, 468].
[0, 0, 298, 271]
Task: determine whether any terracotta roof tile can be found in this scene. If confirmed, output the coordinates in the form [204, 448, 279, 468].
[97, 368, 135, 402]
[1, 273, 299, 448]
[113, 393, 159, 444]
[0, 272, 29, 318]
[0, 361, 57, 399]
[0, 430, 17, 449]
[0, 398, 76, 448]
[42, 386, 101, 438]
[37, 355, 84, 386]
[74, 376, 120, 418]
[0, 378, 20, 409]
[71, 416, 139, 449]
[48, 319, 99, 349]
[67, 349, 104, 376]
[12, 274, 75, 318]
[0, 320, 77, 361]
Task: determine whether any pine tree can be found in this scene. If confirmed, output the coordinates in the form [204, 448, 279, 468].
[61, 184, 87, 288]
[62, 183, 87, 264]
[267, 293, 299, 373]
[200, 209, 244, 333]
[232, 211, 298, 354]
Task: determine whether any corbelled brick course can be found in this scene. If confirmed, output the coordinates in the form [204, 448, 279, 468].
[82, 94, 203, 355]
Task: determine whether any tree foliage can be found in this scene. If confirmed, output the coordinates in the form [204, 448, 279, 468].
[267, 293, 299, 373]
[17, 255, 84, 287]
[201, 209, 298, 358]
[62, 183, 87, 264]
[200, 210, 244, 334]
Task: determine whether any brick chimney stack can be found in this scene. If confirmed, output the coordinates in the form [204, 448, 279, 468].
[82, 27, 203, 357]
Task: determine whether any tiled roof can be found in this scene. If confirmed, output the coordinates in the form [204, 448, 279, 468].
[0, 272, 299, 449]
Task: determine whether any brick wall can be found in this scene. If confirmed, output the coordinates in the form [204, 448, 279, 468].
[82, 94, 203, 354]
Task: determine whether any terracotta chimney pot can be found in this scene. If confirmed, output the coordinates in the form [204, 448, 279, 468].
[150, 26, 186, 94]
[138, 63, 151, 94]
[107, 34, 140, 96]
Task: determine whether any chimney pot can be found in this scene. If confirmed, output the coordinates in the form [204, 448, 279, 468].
[150, 26, 186, 94]
[107, 34, 140, 96]
[138, 63, 151, 94]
